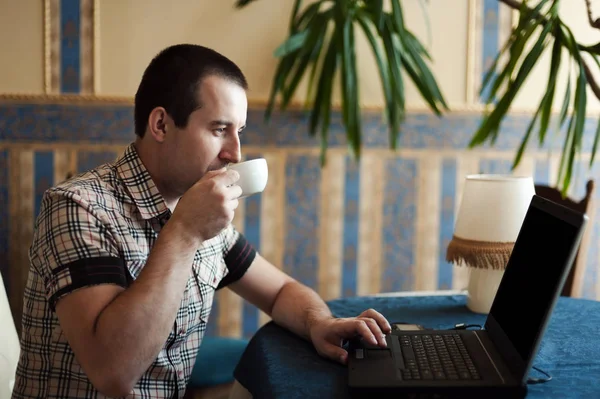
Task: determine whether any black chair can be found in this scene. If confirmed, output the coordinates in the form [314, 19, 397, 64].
[534, 180, 594, 297]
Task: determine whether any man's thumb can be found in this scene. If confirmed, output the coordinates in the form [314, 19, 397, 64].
[319, 343, 348, 365]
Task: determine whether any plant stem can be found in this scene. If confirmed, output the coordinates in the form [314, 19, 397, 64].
[585, 0, 600, 29]
[497, 0, 600, 102]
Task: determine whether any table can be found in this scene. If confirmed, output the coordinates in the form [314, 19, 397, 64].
[233, 294, 600, 398]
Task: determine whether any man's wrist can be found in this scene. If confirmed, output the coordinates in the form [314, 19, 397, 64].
[305, 308, 334, 337]
[164, 215, 204, 248]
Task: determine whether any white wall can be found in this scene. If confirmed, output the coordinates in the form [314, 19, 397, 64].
[97, 0, 469, 108]
[0, 0, 44, 93]
[0, 1, 599, 111]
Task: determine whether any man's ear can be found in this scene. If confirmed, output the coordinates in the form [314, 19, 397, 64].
[147, 107, 169, 143]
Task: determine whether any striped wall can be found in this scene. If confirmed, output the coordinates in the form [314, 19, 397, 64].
[45, 0, 95, 94]
[3, 105, 600, 339]
[2, 1, 600, 341]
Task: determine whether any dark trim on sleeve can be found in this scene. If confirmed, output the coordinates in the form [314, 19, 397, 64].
[49, 256, 127, 311]
[218, 235, 257, 290]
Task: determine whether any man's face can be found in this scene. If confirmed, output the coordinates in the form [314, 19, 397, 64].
[162, 74, 248, 197]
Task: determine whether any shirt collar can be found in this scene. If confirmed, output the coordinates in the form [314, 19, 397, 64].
[116, 143, 170, 220]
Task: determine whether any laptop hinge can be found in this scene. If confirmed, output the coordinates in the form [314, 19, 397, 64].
[473, 331, 505, 384]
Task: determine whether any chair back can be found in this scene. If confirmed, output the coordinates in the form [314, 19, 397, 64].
[0, 272, 20, 398]
[534, 180, 595, 297]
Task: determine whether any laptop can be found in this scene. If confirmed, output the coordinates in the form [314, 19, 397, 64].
[347, 194, 588, 398]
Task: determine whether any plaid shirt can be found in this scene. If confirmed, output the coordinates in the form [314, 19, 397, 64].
[12, 143, 256, 399]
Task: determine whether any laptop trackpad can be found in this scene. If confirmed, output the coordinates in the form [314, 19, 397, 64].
[366, 349, 391, 359]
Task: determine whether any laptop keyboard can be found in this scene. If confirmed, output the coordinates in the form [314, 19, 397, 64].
[399, 334, 481, 381]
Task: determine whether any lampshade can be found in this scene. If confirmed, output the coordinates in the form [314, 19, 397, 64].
[446, 174, 536, 270]
[446, 174, 535, 313]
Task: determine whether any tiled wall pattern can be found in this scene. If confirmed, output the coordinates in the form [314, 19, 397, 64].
[1, 1, 599, 340]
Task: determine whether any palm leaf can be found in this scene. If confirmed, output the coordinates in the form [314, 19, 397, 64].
[289, 0, 304, 34]
[559, 64, 572, 128]
[309, 29, 338, 139]
[236, 0, 447, 166]
[356, 11, 399, 149]
[281, 12, 330, 108]
[234, 0, 259, 8]
[539, 25, 562, 145]
[514, 105, 541, 169]
[264, 55, 296, 121]
[483, 0, 551, 105]
[273, 31, 309, 58]
[381, 17, 406, 145]
[470, 18, 554, 148]
[341, 13, 361, 160]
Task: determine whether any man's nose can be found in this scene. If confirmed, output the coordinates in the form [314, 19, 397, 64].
[220, 134, 241, 164]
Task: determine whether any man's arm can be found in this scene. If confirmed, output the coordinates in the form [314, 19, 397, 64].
[55, 219, 199, 397]
[52, 169, 241, 397]
[227, 254, 391, 363]
[225, 253, 326, 339]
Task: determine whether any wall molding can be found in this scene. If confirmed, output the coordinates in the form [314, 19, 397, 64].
[0, 93, 578, 116]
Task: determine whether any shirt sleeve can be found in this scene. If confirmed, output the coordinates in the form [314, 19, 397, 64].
[217, 224, 257, 289]
[31, 187, 128, 311]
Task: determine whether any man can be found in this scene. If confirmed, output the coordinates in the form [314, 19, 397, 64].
[12, 44, 391, 399]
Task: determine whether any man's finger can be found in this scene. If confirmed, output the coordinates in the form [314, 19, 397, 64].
[358, 317, 386, 347]
[359, 308, 392, 333]
[318, 342, 349, 365]
[203, 167, 227, 179]
[335, 320, 378, 346]
[213, 169, 240, 187]
[227, 184, 243, 200]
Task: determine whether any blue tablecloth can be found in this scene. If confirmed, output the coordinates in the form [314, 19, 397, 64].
[233, 294, 600, 398]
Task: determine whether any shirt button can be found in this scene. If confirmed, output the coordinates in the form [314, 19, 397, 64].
[179, 329, 185, 335]
[178, 370, 183, 377]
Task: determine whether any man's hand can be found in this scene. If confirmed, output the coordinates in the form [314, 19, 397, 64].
[172, 168, 242, 242]
[308, 309, 392, 365]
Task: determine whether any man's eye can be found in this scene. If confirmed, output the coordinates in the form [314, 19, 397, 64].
[214, 128, 225, 134]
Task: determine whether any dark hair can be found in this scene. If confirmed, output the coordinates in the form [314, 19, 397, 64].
[134, 44, 248, 137]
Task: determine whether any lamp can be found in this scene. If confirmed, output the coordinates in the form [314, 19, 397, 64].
[446, 174, 535, 313]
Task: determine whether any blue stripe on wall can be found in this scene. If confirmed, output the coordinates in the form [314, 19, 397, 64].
[284, 155, 320, 288]
[77, 151, 118, 173]
[0, 150, 8, 294]
[438, 158, 456, 290]
[479, 159, 512, 175]
[242, 191, 261, 338]
[381, 159, 417, 292]
[342, 157, 360, 297]
[34, 152, 55, 221]
[60, 0, 81, 93]
[534, 158, 550, 185]
[481, 0, 500, 102]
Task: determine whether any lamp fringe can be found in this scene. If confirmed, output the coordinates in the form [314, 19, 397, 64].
[446, 235, 514, 270]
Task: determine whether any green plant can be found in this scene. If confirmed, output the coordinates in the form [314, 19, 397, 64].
[473, 0, 600, 194]
[236, 0, 600, 195]
[235, 0, 448, 164]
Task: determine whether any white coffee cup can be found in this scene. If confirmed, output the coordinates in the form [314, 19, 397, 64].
[227, 158, 268, 199]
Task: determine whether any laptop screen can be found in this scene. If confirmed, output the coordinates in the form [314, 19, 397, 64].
[488, 198, 582, 364]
